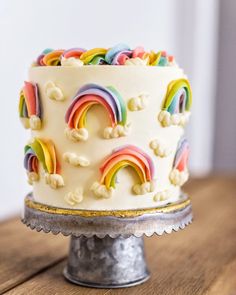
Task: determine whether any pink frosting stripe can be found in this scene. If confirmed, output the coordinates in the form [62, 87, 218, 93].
[174, 139, 190, 171]
[62, 48, 86, 59]
[23, 82, 37, 117]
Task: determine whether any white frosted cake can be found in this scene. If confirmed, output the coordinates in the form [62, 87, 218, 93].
[19, 45, 192, 212]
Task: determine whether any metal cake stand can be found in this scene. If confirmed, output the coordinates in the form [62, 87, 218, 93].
[22, 193, 192, 288]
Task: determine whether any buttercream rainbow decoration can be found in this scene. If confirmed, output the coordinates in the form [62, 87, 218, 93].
[158, 78, 192, 127]
[24, 138, 64, 189]
[65, 84, 129, 141]
[34, 44, 176, 66]
[91, 145, 155, 198]
[173, 138, 190, 172]
[18, 81, 42, 130]
[169, 138, 190, 186]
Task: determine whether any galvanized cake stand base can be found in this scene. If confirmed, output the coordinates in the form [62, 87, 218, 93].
[22, 193, 192, 289]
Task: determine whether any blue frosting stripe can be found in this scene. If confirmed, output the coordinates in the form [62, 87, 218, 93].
[105, 44, 130, 64]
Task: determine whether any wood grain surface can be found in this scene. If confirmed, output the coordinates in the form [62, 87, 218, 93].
[1, 176, 236, 295]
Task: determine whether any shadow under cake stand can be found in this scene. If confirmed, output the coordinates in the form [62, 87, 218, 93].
[22, 193, 192, 288]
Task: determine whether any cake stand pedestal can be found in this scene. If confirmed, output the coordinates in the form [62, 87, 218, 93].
[22, 193, 192, 288]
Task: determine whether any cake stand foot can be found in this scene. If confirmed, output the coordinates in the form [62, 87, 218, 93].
[64, 235, 150, 288]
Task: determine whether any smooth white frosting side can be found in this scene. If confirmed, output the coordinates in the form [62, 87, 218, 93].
[29, 66, 186, 210]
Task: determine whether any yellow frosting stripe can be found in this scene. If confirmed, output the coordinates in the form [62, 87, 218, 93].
[149, 51, 161, 66]
[25, 138, 61, 175]
[78, 102, 96, 129]
[43, 50, 64, 66]
[72, 102, 96, 129]
[30, 140, 46, 169]
[45, 140, 57, 174]
[80, 48, 107, 64]
[36, 138, 53, 174]
[104, 160, 146, 189]
[18, 90, 25, 117]
[163, 78, 192, 111]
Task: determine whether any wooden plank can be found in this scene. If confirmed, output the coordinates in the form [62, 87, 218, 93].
[103, 176, 236, 295]
[0, 218, 68, 294]
[3, 178, 211, 295]
[4, 261, 108, 295]
[206, 259, 236, 295]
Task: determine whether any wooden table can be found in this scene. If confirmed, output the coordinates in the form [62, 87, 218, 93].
[1, 176, 236, 295]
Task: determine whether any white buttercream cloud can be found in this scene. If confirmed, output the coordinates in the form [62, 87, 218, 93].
[61, 56, 84, 67]
[169, 169, 189, 186]
[63, 152, 90, 167]
[132, 180, 156, 195]
[29, 115, 41, 130]
[103, 123, 131, 139]
[149, 139, 171, 158]
[153, 190, 171, 202]
[128, 94, 149, 111]
[125, 57, 149, 66]
[45, 173, 65, 189]
[90, 182, 114, 199]
[158, 110, 190, 127]
[64, 188, 84, 206]
[27, 171, 39, 185]
[44, 81, 64, 101]
[65, 127, 89, 142]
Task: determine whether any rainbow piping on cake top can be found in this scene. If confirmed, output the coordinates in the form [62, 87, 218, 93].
[19, 43, 192, 212]
[33, 44, 176, 67]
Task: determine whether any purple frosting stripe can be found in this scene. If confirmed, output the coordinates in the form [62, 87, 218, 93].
[78, 84, 123, 123]
[24, 148, 35, 170]
[174, 139, 189, 168]
[34, 83, 41, 118]
[28, 154, 36, 172]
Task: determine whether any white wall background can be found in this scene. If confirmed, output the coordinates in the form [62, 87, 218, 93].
[213, 0, 236, 171]
[0, 0, 219, 220]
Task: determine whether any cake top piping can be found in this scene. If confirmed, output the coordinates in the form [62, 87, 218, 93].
[33, 44, 176, 67]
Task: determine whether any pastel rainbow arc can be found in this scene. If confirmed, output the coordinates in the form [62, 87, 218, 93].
[99, 145, 155, 189]
[24, 138, 61, 176]
[162, 79, 192, 114]
[65, 84, 127, 130]
[173, 138, 190, 172]
[19, 81, 41, 124]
